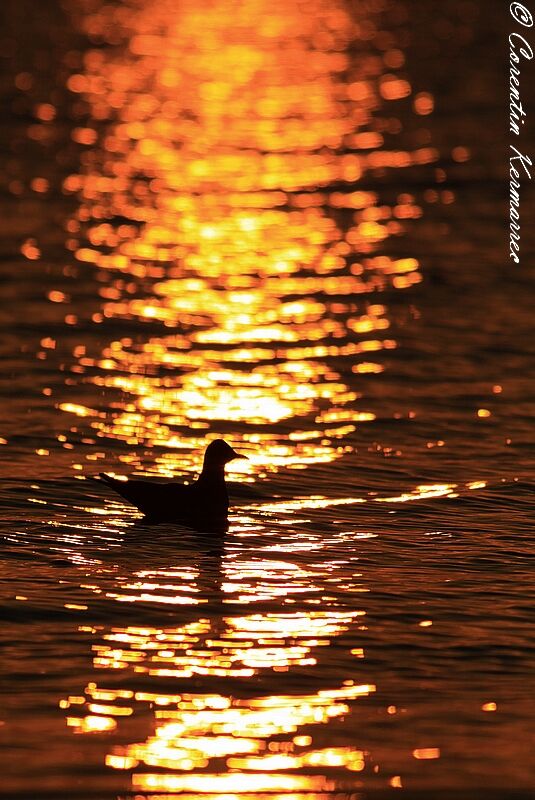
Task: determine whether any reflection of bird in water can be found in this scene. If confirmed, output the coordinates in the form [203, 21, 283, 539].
[96, 439, 247, 530]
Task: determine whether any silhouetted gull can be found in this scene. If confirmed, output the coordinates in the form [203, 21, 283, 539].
[96, 439, 247, 530]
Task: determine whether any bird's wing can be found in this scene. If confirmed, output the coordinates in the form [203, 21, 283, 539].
[98, 474, 188, 517]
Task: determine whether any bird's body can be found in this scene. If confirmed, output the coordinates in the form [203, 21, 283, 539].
[97, 440, 246, 530]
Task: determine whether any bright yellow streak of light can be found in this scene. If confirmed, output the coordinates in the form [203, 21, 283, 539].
[251, 496, 365, 513]
[58, 403, 99, 417]
[412, 748, 441, 760]
[375, 484, 457, 503]
[67, 715, 117, 733]
[132, 772, 335, 792]
[227, 746, 365, 770]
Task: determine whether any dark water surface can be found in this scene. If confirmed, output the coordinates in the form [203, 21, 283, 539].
[0, 0, 534, 797]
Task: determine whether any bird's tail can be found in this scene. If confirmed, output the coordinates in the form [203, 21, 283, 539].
[94, 473, 119, 487]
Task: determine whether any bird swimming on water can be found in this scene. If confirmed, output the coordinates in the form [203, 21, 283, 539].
[96, 439, 247, 530]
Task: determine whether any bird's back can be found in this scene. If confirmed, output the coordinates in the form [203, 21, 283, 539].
[98, 472, 229, 529]
[98, 475, 189, 518]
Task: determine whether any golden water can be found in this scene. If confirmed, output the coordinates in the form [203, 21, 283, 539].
[0, 0, 533, 797]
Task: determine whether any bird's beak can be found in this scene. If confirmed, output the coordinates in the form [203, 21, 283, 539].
[231, 450, 248, 460]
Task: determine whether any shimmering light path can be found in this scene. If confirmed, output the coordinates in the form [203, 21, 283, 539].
[52, 0, 431, 478]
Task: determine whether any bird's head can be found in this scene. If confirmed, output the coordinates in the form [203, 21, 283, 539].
[203, 439, 248, 468]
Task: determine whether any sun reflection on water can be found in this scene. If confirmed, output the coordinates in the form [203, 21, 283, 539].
[63, 609, 374, 793]
[51, 470, 487, 793]
[49, 0, 444, 793]
[57, 489, 381, 795]
[51, 0, 435, 477]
